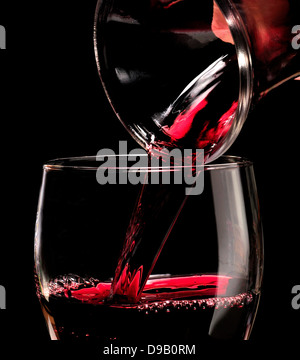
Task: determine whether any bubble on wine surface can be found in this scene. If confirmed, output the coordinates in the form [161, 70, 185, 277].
[39, 273, 258, 340]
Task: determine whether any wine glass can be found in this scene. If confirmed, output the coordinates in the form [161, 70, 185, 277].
[34, 154, 263, 341]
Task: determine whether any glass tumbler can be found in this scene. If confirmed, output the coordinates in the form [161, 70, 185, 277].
[34, 154, 263, 341]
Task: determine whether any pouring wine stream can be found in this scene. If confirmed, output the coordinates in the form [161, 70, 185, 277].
[109, 55, 237, 304]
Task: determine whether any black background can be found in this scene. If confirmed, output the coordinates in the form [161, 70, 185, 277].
[0, 0, 299, 348]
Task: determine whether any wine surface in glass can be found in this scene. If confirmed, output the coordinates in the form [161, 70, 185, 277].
[39, 273, 258, 341]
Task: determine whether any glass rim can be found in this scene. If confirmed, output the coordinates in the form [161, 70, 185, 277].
[43, 155, 253, 172]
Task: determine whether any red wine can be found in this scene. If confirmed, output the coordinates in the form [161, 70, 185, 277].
[38, 274, 259, 341]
